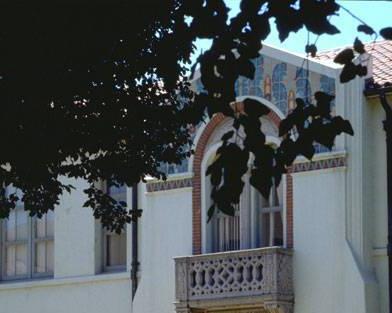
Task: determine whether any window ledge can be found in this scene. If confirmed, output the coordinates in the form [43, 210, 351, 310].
[293, 150, 347, 164]
[0, 272, 130, 291]
[145, 172, 193, 183]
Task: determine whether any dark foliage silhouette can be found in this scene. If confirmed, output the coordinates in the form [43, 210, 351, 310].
[0, 1, 389, 230]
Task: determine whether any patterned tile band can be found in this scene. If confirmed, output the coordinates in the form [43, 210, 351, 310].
[146, 177, 193, 193]
[146, 156, 346, 192]
[291, 156, 347, 173]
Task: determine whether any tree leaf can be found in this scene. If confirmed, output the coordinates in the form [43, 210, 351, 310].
[221, 130, 234, 142]
[279, 117, 294, 137]
[217, 202, 235, 216]
[243, 98, 270, 117]
[334, 48, 355, 65]
[356, 64, 368, 77]
[380, 27, 392, 40]
[340, 62, 357, 83]
[305, 44, 317, 57]
[207, 204, 215, 223]
[331, 116, 354, 136]
[250, 168, 272, 200]
[353, 37, 365, 54]
[357, 24, 375, 35]
[237, 57, 255, 79]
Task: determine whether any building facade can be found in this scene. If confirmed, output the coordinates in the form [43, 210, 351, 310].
[0, 41, 391, 313]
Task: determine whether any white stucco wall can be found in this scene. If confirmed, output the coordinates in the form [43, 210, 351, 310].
[55, 178, 96, 278]
[365, 95, 390, 313]
[292, 168, 346, 313]
[132, 182, 193, 313]
[0, 273, 131, 313]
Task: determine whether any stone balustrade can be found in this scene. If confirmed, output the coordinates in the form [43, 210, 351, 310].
[174, 247, 293, 313]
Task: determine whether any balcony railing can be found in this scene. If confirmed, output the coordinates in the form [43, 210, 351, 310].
[174, 247, 293, 313]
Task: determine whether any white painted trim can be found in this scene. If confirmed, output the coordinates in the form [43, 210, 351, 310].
[145, 187, 192, 196]
[144, 172, 193, 184]
[261, 44, 342, 73]
[201, 141, 223, 254]
[0, 272, 130, 291]
[293, 150, 347, 164]
[192, 120, 210, 156]
[372, 247, 387, 257]
[236, 95, 285, 120]
[192, 95, 283, 169]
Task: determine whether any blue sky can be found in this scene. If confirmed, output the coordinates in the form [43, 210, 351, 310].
[193, 1, 392, 61]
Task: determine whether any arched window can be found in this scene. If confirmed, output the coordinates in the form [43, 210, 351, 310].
[320, 74, 335, 94]
[314, 75, 336, 154]
[249, 56, 264, 97]
[206, 168, 284, 253]
[295, 68, 312, 101]
[204, 153, 241, 253]
[320, 75, 336, 115]
[235, 56, 264, 97]
[240, 76, 250, 96]
[211, 203, 241, 252]
[272, 63, 288, 115]
[254, 180, 284, 247]
[203, 117, 284, 253]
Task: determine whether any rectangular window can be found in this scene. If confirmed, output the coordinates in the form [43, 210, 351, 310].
[102, 183, 127, 272]
[256, 183, 284, 247]
[212, 207, 240, 252]
[103, 230, 126, 271]
[1, 198, 54, 281]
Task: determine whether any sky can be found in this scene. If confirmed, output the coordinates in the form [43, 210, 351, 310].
[193, 0, 392, 61]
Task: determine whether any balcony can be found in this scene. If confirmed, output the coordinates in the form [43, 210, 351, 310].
[174, 247, 293, 313]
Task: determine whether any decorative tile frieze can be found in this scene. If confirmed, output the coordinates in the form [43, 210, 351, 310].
[146, 177, 193, 192]
[291, 156, 346, 173]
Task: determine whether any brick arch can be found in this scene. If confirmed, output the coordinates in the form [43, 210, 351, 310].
[192, 108, 293, 254]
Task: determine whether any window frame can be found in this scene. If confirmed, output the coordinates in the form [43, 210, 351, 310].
[272, 62, 288, 115]
[254, 180, 284, 248]
[102, 228, 127, 273]
[204, 138, 286, 254]
[101, 181, 127, 273]
[0, 206, 54, 282]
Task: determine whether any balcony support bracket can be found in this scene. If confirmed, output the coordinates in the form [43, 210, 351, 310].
[264, 301, 294, 313]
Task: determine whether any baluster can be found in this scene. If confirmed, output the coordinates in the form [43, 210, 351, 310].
[235, 215, 240, 250]
[269, 212, 274, 246]
[195, 269, 201, 287]
[219, 217, 222, 252]
[230, 216, 233, 250]
[225, 216, 228, 251]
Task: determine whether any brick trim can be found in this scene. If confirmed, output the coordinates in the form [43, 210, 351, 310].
[192, 113, 227, 254]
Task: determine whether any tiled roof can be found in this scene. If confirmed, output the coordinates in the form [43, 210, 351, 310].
[316, 40, 392, 86]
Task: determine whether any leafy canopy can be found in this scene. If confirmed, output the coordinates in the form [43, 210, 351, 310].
[0, 0, 390, 231]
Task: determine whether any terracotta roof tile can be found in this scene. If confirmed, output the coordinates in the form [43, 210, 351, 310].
[316, 40, 392, 85]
